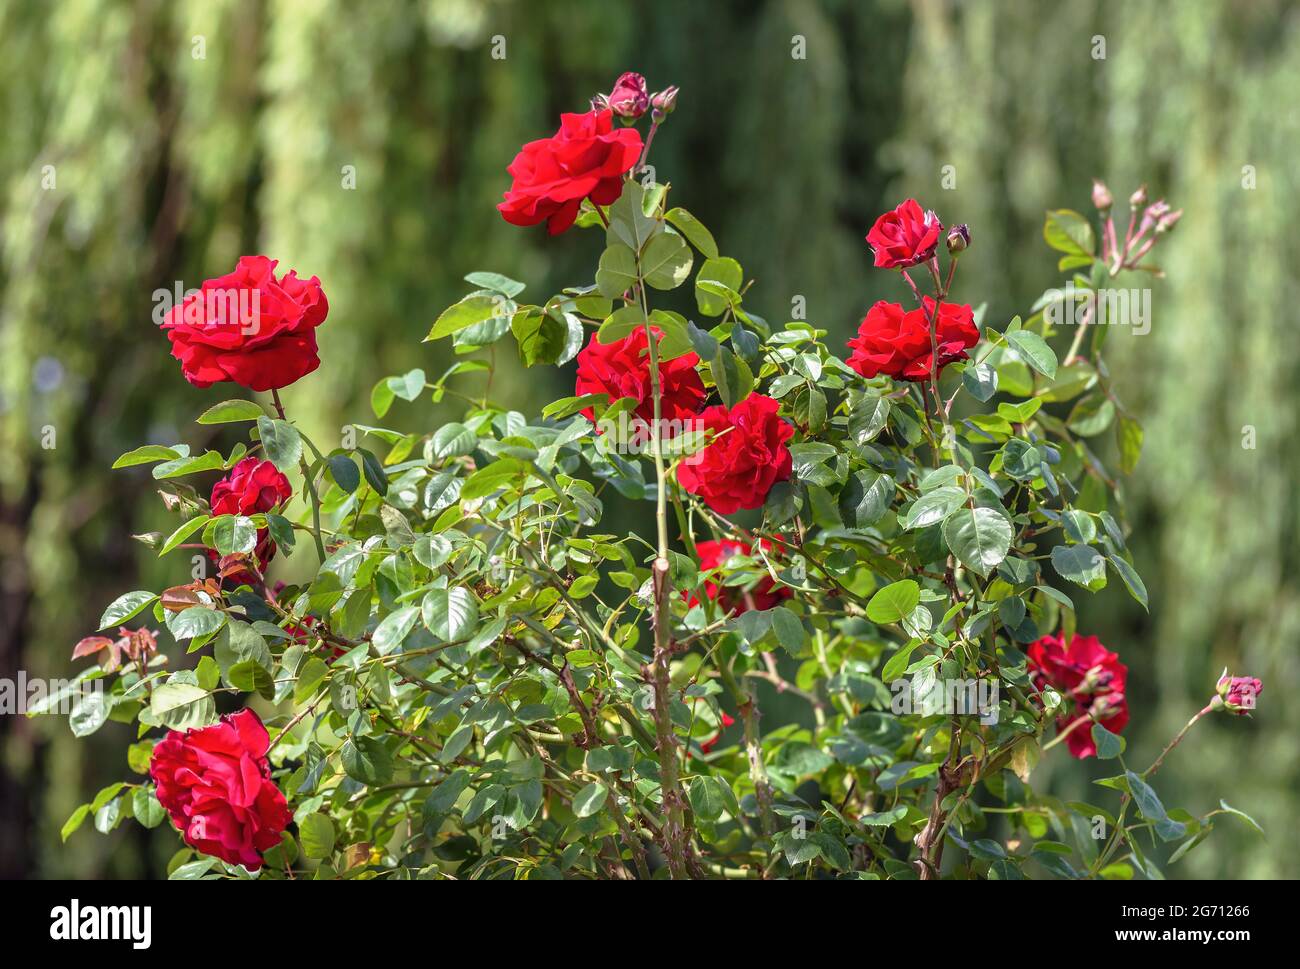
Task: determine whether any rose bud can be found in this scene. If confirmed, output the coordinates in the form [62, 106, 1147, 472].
[1129, 184, 1148, 208]
[1156, 207, 1183, 234]
[1215, 673, 1262, 715]
[946, 223, 970, 254]
[651, 85, 679, 120]
[1092, 179, 1113, 212]
[607, 71, 649, 121]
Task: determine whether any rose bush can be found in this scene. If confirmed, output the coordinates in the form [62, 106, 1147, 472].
[54, 74, 1263, 880]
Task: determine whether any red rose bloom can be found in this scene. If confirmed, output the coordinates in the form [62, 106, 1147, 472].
[162, 255, 328, 392]
[206, 458, 292, 585]
[498, 109, 643, 235]
[149, 709, 291, 870]
[677, 394, 794, 514]
[866, 199, 943, 269]
[575, 327, 706, 425]
[210, 458, 292, 516]
[689, 538, 790, 613]
[846, 298, 979, 382]
[1027, 633, 1129, 759]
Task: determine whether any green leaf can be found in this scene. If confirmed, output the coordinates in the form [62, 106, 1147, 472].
[840, 470, 894, 528]
[372, 606, 420, 654]
[1051, 544, 1107, 591]
[594, 244, 638, 299]
[866, 580, 920, 625]
[388, 368, 426, 402]
[1117, 415, 1143, 474]
[640, 232, 693, 290]
[1091, 722, 1126, 759]
[326, 454, 360, 493]
[1108, 554, 1148, 610]
[849, 394, 891, 444]
[902, 486, 966, 530]
[112, 444, 182, 469]
[152, 450, 226, 480]
[1004, 330, 1058, 380]
[573, 781, 608, 818]
[710, 346, 753, 409]
[1218, 800, 1265, 836]
[694, 257, 743, 317]
[962, 363, 999, 403]
[1043, 209, 1096, 259]
[196, 399, 265, 424]
[299, 812, 336, 859]
[358, 448, 389, 495]
[431, 423, 478, 459]
[943, 506, 1013, 577]
[770, 607, 806, 655]
[665, 207, 718, 258]
[342, 736, 393, 786]
[422, 587, 479, 641]
[159, 515, 210, 556]
[463, 271, 525, 298]
[212, 515, 257, 556]
[689, 775, 726, 822]
[257, 416, 302, 472]
[1125, 770, 1167, 822]
[99, 591, 158, 629]
[426, 293, 509, 341]
[150, 682, 215, 730]
[62, 804, 91, 842]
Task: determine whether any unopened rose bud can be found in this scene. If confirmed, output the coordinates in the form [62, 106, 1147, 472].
[1092, 179, 1113, 212]
[651, 85, 679, 121]
[1215, 672, 1263, 715]
[590, 93, 610, 112]
[1155, 207, 1183, 234]
[1074, 664, 1114, 696]
[1089, 693, 1124, 721]
[607, 71, 649, 121]
[1129, 184, 1147, 208]
[946, 223, 970, 254]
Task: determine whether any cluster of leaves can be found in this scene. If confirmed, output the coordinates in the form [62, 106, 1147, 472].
[53, 172, 1261, 881]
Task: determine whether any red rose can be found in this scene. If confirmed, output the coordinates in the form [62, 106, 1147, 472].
[689, 538, 790, 614]
[846, 298, 978, 382]
[210, 458, 292, 516]
[607, 71, 649, 120]
[575, 326, 706, 425]
[149, 709, 292, 870]
[498, 109, 643, 235]
[866, 199, 943, 269]
[676, 394, 794, 514]
[162, 255, 328, 392]
[1027, 633, 1129, 759]
[1215, 673, 1262, 715]
[206, 458, 291, 584]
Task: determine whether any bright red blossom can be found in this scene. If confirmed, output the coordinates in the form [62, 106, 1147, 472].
[148, 709, 291, 870]
[676, 394, 794, 514]
[846, 298, 979, 382]
[689, 538, 790, 613]
[575, 327, 706, 425]
[206, 458, 291, 584]
[498, 109, 643, 235]
[866, 199, 943, 269]
[700, 712, 736, 755]
[162, 255, 328, 392]
[210, 458, 292, 516]
[1027, 633, 1129, 759]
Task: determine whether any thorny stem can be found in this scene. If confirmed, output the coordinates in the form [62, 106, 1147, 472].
[636, 264, 693, 878]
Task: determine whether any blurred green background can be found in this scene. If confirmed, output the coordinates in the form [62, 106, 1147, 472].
[2, 0, 1296, 878]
